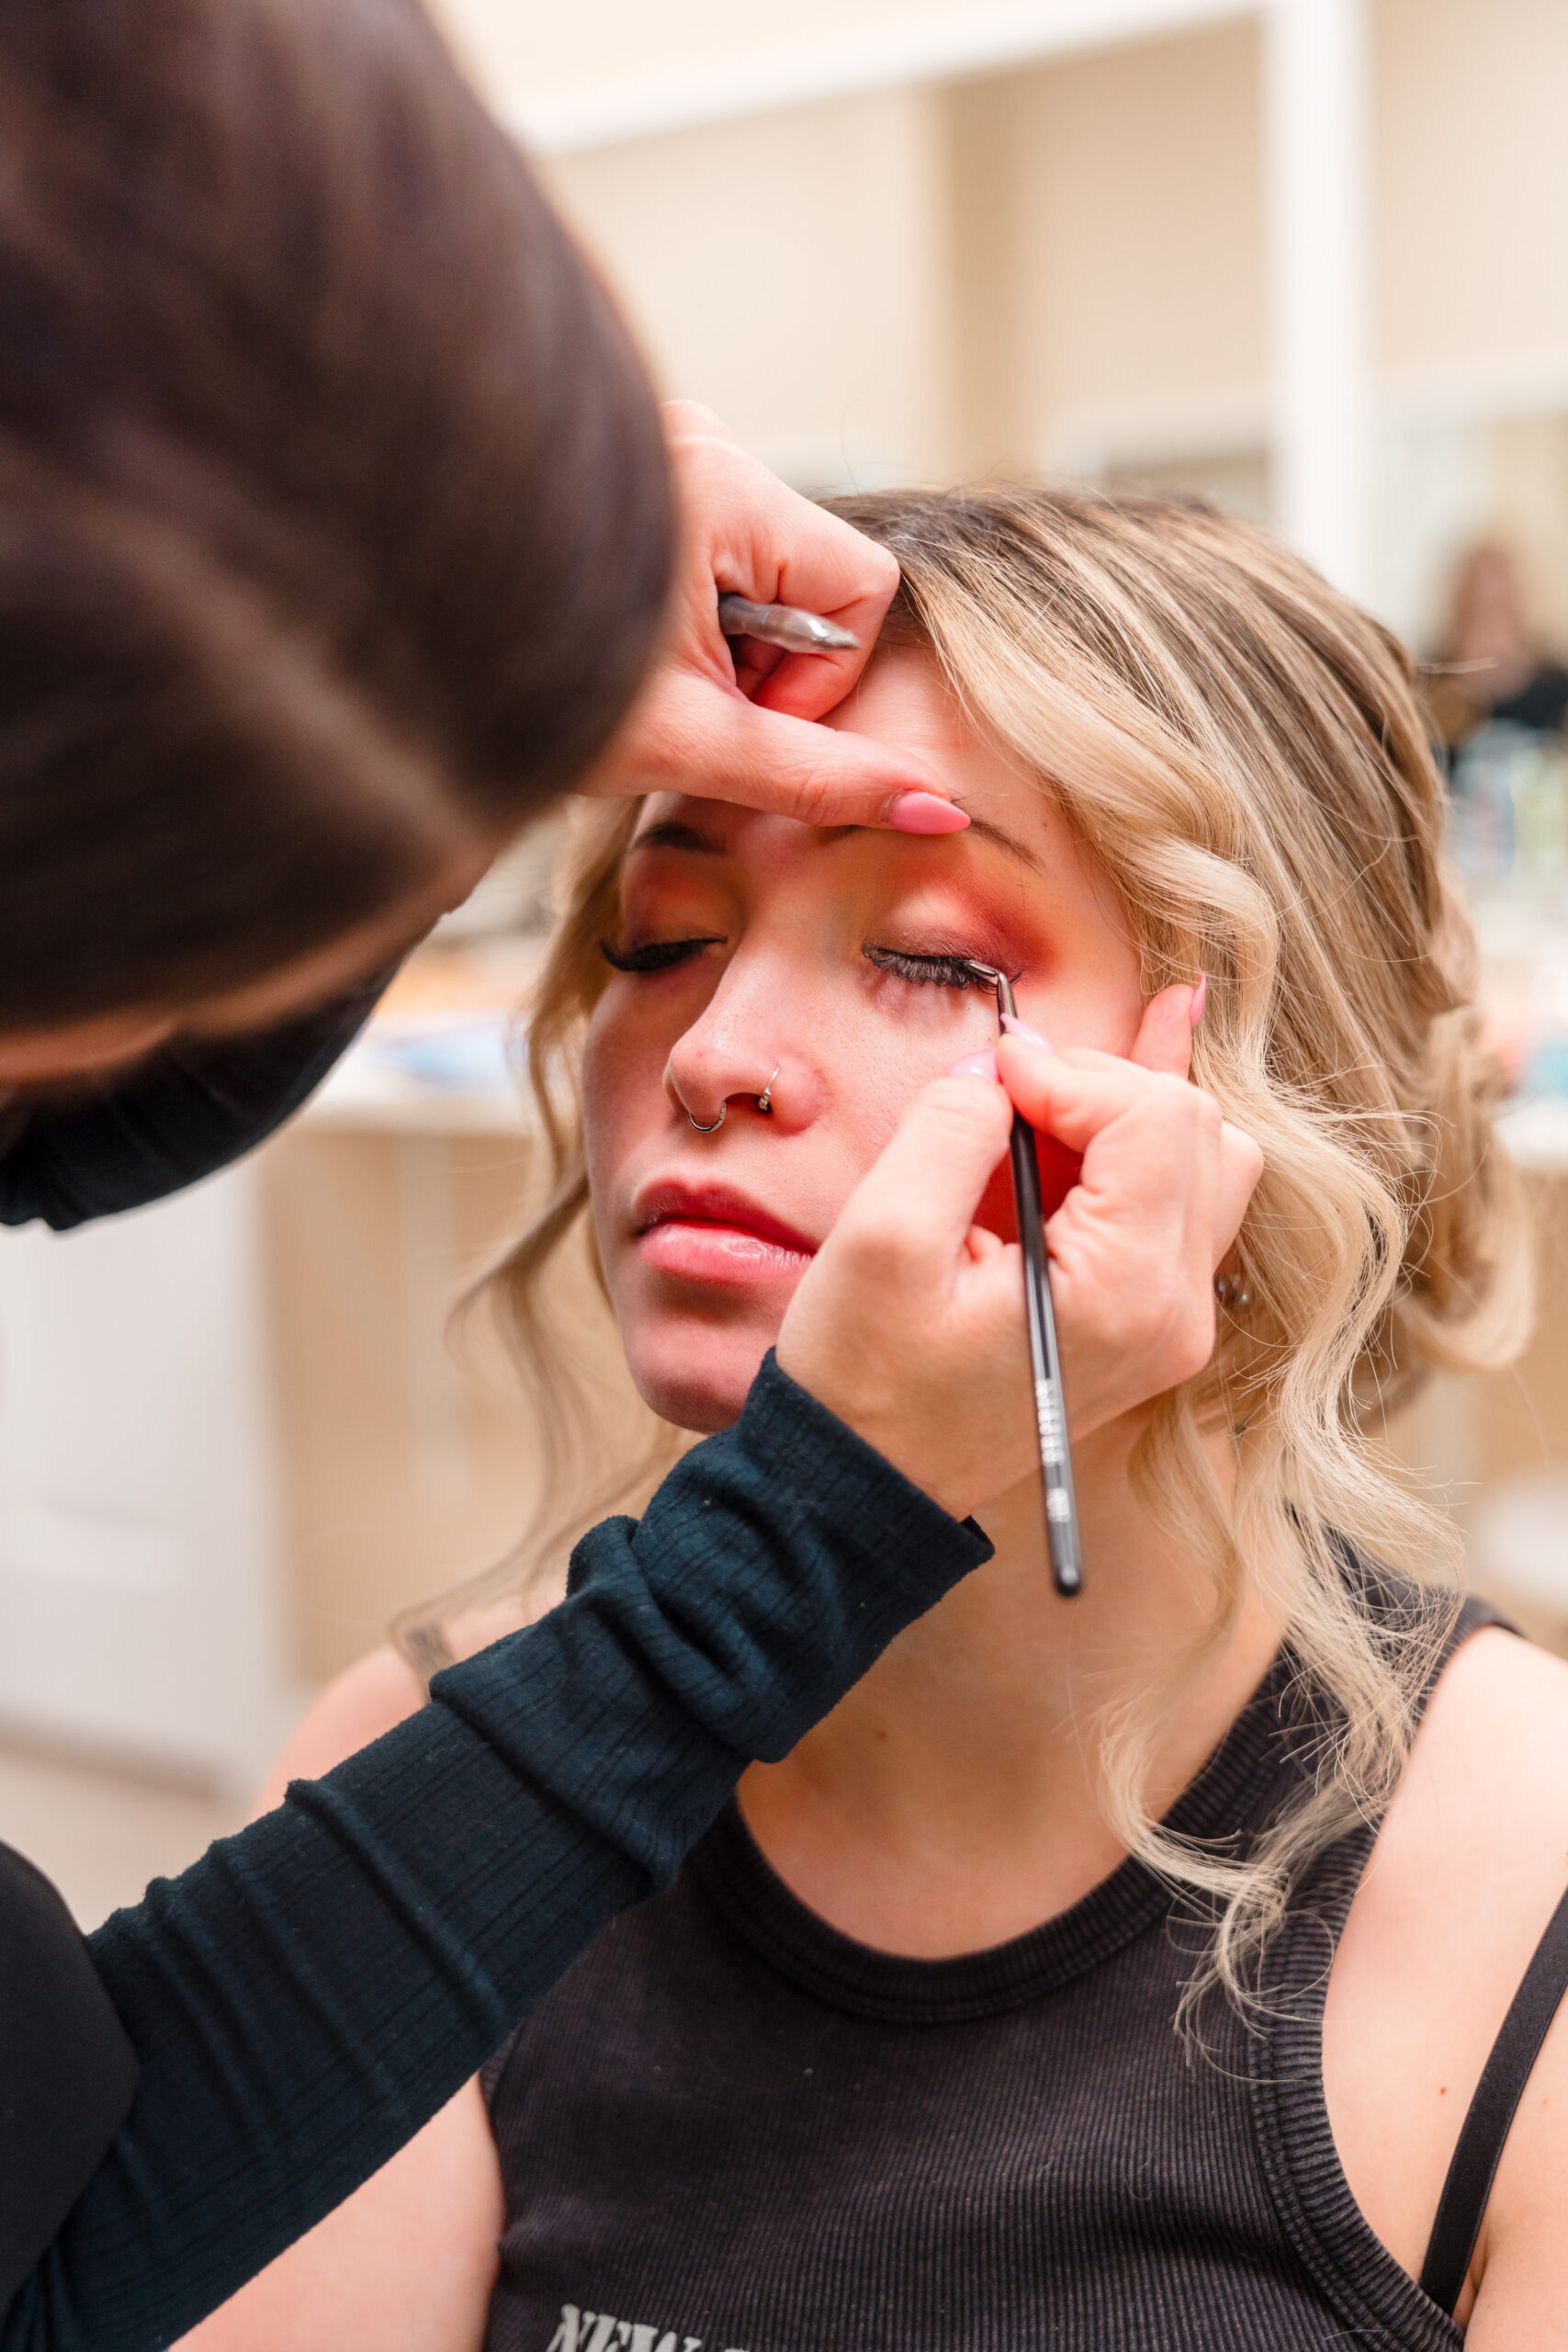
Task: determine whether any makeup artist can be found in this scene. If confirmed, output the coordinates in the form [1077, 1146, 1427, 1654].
[0, 5, 1259, 2348]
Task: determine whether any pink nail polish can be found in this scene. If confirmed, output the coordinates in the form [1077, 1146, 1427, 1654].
[947, 1049, 998, 1083]
[1190, 974, 1208, 1028]
[1000, 1012, 1052, 1052]
[888, 791, 970, 835]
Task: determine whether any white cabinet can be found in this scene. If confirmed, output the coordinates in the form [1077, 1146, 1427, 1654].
[0, 1163, 299, 1796]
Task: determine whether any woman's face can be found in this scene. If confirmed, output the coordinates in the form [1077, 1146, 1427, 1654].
[583, 647, 1146, 1432]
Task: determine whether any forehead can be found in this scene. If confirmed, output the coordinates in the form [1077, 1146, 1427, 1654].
[821, 643, 1021, 796]
[628, 645, 1061, 870]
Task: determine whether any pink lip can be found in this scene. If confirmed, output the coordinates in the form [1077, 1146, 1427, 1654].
[632, 1180, 818, 1287]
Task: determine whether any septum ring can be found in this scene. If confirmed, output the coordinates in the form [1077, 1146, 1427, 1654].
[676, 1063, 783, 1132]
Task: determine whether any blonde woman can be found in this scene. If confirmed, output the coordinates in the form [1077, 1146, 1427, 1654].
[186, 490, 1564, 2351]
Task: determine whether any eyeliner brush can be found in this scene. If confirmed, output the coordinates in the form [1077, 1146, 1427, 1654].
[966, 965, 1084, 1599]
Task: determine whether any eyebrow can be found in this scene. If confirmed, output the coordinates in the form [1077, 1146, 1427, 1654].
[954, 812, 1045, 875]
[628, 820, 721, 855]
[630, 808, 1046, 876]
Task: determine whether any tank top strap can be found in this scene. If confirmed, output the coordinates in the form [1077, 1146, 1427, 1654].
[1419, 1877, 1568, 2313]
[1248, 1587, 1516, 2350]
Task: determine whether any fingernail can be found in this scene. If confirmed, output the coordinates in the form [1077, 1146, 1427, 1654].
[947, 1049, 998, 1082]
[888, 791, 970, 835]
[1000, 1012, 1052, 1052]
[1190, 974, 1207, 1028]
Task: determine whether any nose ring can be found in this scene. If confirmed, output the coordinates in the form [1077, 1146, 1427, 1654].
[669, 1070, 728, 1132]
[756, 1064, 781, 1116]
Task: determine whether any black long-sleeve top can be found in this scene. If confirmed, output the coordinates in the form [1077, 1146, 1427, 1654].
[1, 1357, 992, 2350]
[0, 977, 389, 1230]
[0, 1005, 993, 2346]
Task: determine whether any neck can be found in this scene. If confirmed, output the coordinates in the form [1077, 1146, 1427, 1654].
[739, 1410, 1284, 1956]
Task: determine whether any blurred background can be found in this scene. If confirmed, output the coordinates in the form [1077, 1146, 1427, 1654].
[6, 0, 1568, 1920]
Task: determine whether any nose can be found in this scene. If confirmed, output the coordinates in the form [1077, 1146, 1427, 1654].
[663, 957, 808, 1133]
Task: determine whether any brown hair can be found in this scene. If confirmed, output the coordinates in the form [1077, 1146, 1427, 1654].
[0, 0, 671, 1024]
[408, 485, 1530, 2006]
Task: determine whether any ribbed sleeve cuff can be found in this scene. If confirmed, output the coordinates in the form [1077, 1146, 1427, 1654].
[433, 1350, 992, 1880]
[734, 1351, 991, 1589]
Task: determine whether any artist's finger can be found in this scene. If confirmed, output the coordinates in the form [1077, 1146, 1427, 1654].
[998, 1035, 1262, 1265]
[831, 1073, 1013, 1272]
[1213, 1123, 1266, 1261]
[585, 667, 964, 833]
[996, 1037, 1201, 1160]
[1127, 982, 1200, 1078]
[662, 401, 899, 721]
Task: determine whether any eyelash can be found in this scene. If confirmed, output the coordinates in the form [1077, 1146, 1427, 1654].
[598, 935, 726, 974]
[861, 944, 997, 992]
[599, 937, 1012, 993]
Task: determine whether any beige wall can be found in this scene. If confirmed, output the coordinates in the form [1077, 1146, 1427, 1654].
[432, 0, 1061, 111]
[547, 87, 955, 488]
[433, 0, 1568, 480]
[434, 0, 1568, 390]
[436, 0, 1568, 652]
[1376, 0, 1568, 390]
[536, 18, 1269, 492]
[948, 19, 1266, 477]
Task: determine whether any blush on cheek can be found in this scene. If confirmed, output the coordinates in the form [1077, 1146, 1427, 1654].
[974, 1131, 1080, 1243]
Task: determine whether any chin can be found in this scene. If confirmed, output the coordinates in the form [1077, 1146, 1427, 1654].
[622, 1319, 774, 1436]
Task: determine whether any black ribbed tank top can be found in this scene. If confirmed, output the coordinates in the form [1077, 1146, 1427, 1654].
[482, 1595, 1506, 2352]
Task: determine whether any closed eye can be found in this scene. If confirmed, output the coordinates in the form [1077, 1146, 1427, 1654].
[862, 944, 1000, 991]
[598, 935, 727, 974]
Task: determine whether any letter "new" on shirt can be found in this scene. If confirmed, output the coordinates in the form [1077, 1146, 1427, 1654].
[546, 2302, 750, 2352]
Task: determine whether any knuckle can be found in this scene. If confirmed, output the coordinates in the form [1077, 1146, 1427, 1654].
[1153, 1070, 1201, 1117]
[786, 756, 847, 831]
[1227, 1128, 1266, 1184]
[835, 1208, 919, 1282]
[1169, 1306, 1217, 1385]
[858, 541, 900, 597]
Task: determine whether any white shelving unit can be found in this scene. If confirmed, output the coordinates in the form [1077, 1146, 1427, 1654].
[0, 1162, 299, 1794]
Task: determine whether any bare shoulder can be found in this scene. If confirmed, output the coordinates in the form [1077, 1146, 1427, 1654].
[1350, 1620, 1568, 2000]
[1393, 1621, 1568, 1854]
[254, 1645, 428, 1813]
[1325, 1622, 1568, 2307]
[1409, 1627, 1568, 2330]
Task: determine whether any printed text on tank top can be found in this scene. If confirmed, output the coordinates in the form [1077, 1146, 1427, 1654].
[545, 2308, 742, 2352]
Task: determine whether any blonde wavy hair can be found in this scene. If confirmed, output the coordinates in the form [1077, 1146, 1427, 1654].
[400, 487, 1531, 2007]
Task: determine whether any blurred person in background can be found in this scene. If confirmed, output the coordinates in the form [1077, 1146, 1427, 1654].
[1430, 539, 1568, 911]
[1427, 539, 1568, 761]
[0, 3, 1258, 2346]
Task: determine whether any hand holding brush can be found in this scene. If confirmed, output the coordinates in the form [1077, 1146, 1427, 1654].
[776, 984, 1261, 1540]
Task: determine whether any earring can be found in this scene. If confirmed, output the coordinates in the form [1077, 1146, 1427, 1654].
[1213, 1268, 1251, 1309]
[756, 1064, 781, 1116]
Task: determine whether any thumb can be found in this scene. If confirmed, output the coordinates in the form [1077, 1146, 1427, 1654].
[1127, 981, 1201, 1077]
[835, 1072, 1013, 1263]
[586, 669, 965, 833]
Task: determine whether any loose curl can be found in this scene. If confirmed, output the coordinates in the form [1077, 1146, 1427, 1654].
[400, 488, 1531, 2010]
